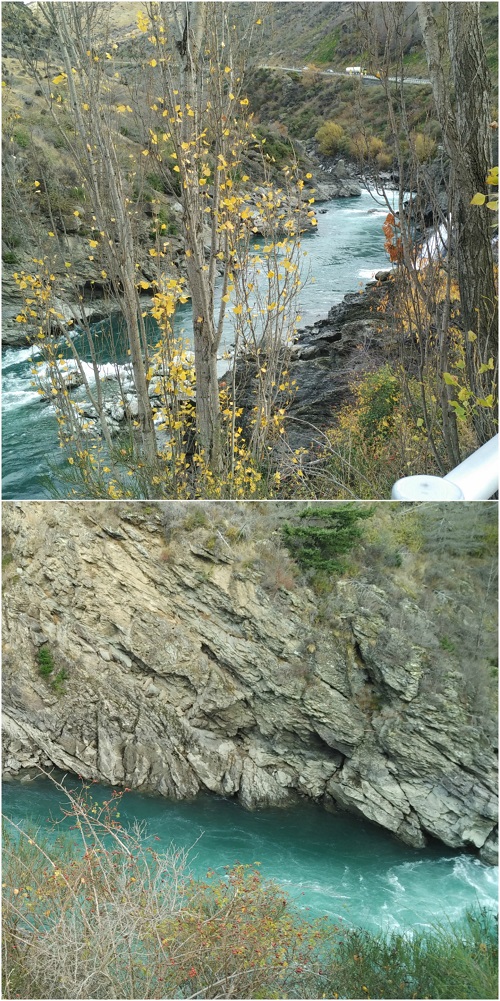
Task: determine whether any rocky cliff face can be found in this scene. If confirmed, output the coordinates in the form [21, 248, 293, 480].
[2, 502, 497, 864]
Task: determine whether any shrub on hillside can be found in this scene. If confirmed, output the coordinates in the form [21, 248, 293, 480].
[412, 131, 437, 162]
[350, 132, 389, 164]
[316, 366, 440, 498]
[282, 504, 374, 580]
[2, 782, 330, 1000]
[328, 908, 498, 1000]
[315, 120, 346, 156]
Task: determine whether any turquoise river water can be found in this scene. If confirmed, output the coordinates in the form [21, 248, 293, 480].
[2, 190, 394, 499]
[2, 778, 497, 935]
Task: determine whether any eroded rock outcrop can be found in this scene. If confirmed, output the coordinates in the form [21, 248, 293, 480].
[2, 502, 497, 863]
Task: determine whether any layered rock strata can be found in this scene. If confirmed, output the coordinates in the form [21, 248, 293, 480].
[2, 502, 497, 864]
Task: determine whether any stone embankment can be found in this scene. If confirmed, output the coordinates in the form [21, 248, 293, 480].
[2, 502, 497, 864]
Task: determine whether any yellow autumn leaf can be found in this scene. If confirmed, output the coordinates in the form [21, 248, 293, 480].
[52, 73, 67, 84]
[470, 192, 486, 205]
[89, 240, 98, 248]
[478, 358, 495, 373]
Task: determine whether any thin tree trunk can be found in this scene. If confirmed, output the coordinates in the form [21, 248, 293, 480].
[43, 2, 158, 471]
[178, 2, 221, 467]
[418, 2, 497, 442]
[448, 3, 497, 429]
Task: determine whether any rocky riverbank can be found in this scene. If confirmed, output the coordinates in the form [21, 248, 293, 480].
[2, 501, 497, 863]
[233, 274, 393, 454]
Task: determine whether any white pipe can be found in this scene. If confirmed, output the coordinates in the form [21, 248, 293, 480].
[392, 435, 498, 501]
[443, 434, 499, 499]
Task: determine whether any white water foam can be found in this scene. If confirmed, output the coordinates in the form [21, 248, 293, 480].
[2, 344, 43, 368]
[2, 371, 41, 409]
[340, 208, 389, 217]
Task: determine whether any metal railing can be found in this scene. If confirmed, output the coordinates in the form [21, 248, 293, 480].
[391, 434, 499, 500]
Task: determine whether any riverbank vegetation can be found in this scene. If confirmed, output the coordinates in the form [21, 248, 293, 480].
[3, 780, 498, 1000]
[303, 1, 498, 498]
[4, 2, 318, 498]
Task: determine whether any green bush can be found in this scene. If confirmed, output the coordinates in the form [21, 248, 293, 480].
[315, 120, 345, 156]
[357, 365, 400, 441]
[13, 128, 30, 148]
[37, 645, 54, 678]
[328, 908, 498, 999]
[412, 131, 437, 162]
[2, 251, 19, 265]
[146, 171, 168, 193]
[282, 504, 374, 577]
[51, 667, 69, 695]
[351, 132, 389, 163]
[440, 635, 456, 653]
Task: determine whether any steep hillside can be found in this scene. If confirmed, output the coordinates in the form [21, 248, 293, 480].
[2, 501, 497, 862]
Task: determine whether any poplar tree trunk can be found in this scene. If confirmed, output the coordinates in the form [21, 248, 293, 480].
[447, 5, 497, 408]
[42, 2, 159, 472]
[176, 2, 222, 467]
[417, 2, 497, 441]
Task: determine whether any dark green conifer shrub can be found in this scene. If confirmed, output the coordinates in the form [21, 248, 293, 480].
[282, 504, 374, 576]
[37, 646, 54, 677]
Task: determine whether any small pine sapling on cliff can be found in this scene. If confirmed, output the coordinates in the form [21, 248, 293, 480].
[281, 503, 374, 580]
